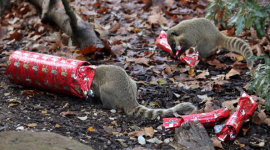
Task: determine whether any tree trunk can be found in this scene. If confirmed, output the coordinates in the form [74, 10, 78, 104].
[0, 0, 10, 16]
[27, 0, 104, 50]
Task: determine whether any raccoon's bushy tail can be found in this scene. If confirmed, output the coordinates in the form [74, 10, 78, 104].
[222, 36, 254, 69]
[128, 102, 196, 119]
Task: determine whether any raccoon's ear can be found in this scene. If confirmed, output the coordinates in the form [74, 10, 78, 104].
[170, 31, 179, 36]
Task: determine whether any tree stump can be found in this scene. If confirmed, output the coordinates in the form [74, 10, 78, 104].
[170, 121, 215, 150]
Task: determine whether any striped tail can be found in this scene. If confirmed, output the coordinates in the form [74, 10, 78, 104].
[127, 102, 196, 119]
[222, 36, 254, 69]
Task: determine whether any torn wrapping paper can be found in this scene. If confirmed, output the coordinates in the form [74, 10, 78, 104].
[6, 50, 97, 98]
[216, 92, 257, 141]
[156, 31, 199, 67]
[162, 108, 230, 130]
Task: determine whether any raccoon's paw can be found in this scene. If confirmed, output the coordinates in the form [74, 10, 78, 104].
[172, 102, 197, 116]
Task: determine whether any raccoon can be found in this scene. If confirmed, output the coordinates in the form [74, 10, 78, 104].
[90, 65, 196, 119]
[167, 18, 254, 69]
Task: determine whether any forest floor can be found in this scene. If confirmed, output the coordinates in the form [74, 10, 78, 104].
[0, 0, 270, 150]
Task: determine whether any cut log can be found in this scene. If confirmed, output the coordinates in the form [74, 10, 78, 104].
[170, 121, 215, 150]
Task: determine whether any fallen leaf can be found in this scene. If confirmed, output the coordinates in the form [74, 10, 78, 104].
[221, 28, 235, 36]
[164, 66, 172, 75]
[213, 84, 222, 91]
[233, 61, 247, 69]
[225, 52, 243, 61]
[252, 111, 267, 125]
[148, 7, 168, 25]
[80, 7, 97, 16]
[188, 68, 195, 77]
[97, 7, 109, 14]
[111, 44, 123, 57]
[221, 99, 238, 111]
[79, 45, 102, 55]
[211, 137, 224, 149]
[55, 124, 61, 128]
[263, 118, 270, 126]
[27, 123, 37, 127]
[242, 125, 250, 136]
[6, 99, 21, 103]
[197, 94, 212, 102]
[225, 69, 240, 79]
[112, 132, 120, 135]
[8, 103, 18, 107]
[157, 79, 167, 85]
[126, 57, 151, 66]
[204, 100, 214, 112]
[8, 30, 23, 41]
[136, 81, 149, 86]
[46, 92, 58, 100]
[109, 22, 120, 33]
[87, 127, 96, 132]
[174, 74, 189, 81]
[251, 95, 265, 106]
[103, 126, 114, 134]
[41, 109, 47, 114]
[60, 110, 77, 117]
[111, 121, 118, 126]
[207, 59, 228, 69]
[144, 127, 154, 138]
[128, 129, 153, 138]
[196, 70, 209, 79]
[234, 140, 245, 148]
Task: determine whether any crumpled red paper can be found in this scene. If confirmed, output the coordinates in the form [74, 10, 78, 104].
[156, 31, 199, 67]
[6, 50, 97, 98]
[216, 92, 257, 141]
[162, 108, 230, 130]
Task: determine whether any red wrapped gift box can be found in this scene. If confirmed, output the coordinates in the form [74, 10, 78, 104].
[216, 92, 257, 141]
[162, 108, 230, 130]
[6, 50, 97, 98]
[156, 31, 199, 67]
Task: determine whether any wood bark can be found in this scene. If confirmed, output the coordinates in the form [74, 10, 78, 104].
[27, 0, 104, 49]
[170, 121, 215, 150]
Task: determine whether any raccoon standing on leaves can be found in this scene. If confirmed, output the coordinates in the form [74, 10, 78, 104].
[167, 18, 254, 69]
[90, 65, 196, 119]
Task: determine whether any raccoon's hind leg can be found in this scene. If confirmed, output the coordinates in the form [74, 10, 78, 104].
[197, 40, 217, 58]
[99, 82, 119, 109]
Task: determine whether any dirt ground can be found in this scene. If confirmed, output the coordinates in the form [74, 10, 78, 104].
[1, 55, 270, 149]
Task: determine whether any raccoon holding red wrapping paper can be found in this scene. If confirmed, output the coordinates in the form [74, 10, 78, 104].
[6, 50, 196, 119]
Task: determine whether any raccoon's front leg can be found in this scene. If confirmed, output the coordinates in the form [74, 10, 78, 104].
[177, 42, 193, 58]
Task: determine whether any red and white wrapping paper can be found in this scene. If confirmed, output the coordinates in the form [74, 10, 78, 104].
[162, 108, 230, 130]
[6, 50, 97, 98]
[216, 92, 257, 141]
[156, 31, 199, 67]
